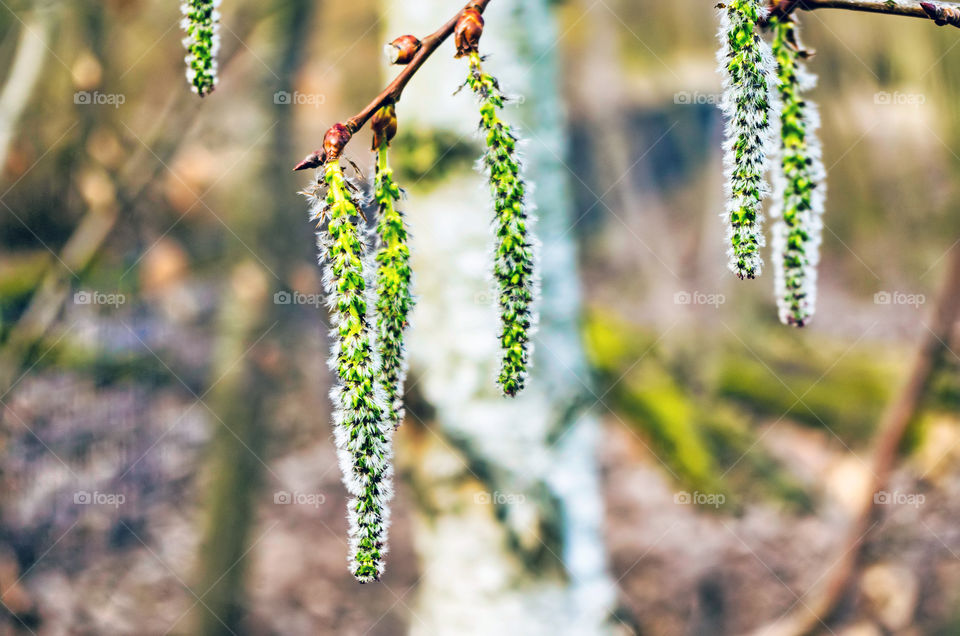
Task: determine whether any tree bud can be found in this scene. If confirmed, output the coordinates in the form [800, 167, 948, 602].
[371, 102, 398, 150]
[323, 123, 352, 162]
[385, 35, 422, 65]
[454, 8, 484, 58]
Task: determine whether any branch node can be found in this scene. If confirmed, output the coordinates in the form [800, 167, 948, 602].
[293, 0, 492, 170]
[921, 1, 960, 27]
[293, 150, 324, 172]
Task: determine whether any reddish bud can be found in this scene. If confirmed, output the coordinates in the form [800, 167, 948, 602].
[371, 102, 398, 151]
[385, 35, 422, 65]
[921, 2, 960, 27]
[293, 150, 324, 171]
[323, 123, 353, 162]
[454, 8, 484, 58]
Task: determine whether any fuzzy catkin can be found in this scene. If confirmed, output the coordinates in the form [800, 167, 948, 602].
[180, 0, 221, 96]
[717, 0, 778, 279]
[466, 51, 538, 398]
[373, 146, 414, 428]
[770, 19, 826, 326]
[308, 161, 393, 583]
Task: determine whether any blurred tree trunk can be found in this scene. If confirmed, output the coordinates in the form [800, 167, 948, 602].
[0, 0, 54, 174]
[191, 1, 315, 632]
[384, 1, 618, 633]
[192, 262, 273, 636]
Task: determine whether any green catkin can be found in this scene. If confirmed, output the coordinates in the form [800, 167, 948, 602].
[465, 51, 538, 398]
[308, 161, 393, 583]
[717, 0, 778, 279]
[373, 145, 414, 428]
[770, 18, 826, 327]
[180, 0, 221, 97]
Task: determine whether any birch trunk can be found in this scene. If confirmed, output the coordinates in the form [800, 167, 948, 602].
[383, 1, 618, 633]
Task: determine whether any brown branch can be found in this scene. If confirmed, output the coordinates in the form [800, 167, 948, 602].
[751, 244, 960, 636]
[293, 0, 491, 171]
[767, 0, 960, 27]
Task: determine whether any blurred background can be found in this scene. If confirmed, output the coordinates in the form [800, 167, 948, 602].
[1, 0, 960, 633]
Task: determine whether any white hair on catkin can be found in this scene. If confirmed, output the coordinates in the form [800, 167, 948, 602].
[180, 0, 221, 96]
[716, 0, 779, 280]
[306, 163, 394, 583]
[370, 150, 416, 429]
[465, 50, 540, 397]
[770, 18, 827, 327]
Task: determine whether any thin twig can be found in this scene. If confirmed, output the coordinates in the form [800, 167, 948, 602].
[292, 0, 492, 170]
[767, 0, 960, 27]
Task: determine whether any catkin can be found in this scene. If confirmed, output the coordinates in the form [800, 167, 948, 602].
[307, 161, 393, 583]
[180, 0, 221, 96]
[770, 18, 826, 326]
[717, 0, 778, 279]
[465, 51, 539, 397]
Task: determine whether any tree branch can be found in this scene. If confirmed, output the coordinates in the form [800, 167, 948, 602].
[767, 0, 960, 27]
[293, 0, 491, 171]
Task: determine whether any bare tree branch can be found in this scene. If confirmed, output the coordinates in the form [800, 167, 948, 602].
[293, 0, 492, 170]
[767, 0, 960, 27]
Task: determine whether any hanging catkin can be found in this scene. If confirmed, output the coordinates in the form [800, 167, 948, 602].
[307, 160, 394, 583]
[717, 0, 778, 279]
[770, 17, 826, 326]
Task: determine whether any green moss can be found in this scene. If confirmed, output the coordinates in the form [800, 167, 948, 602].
[618, 363, 726, 497]
[715, 339, 897, 445]
[582, 311, 858, 510]
[389, 129, 477, 187]
[0, 252, 49, 301]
